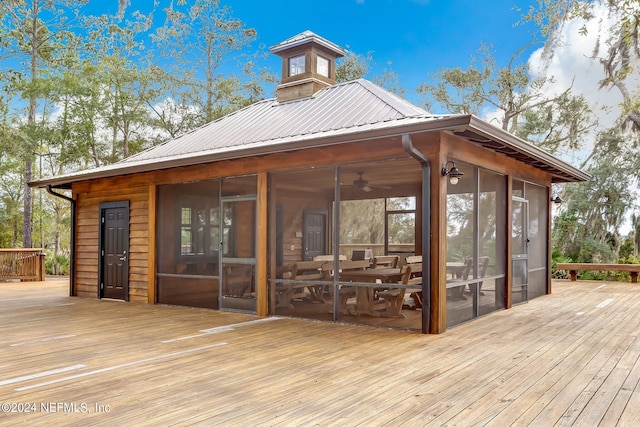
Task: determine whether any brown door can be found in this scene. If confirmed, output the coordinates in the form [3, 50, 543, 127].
[303, 210, 327, 261]
[100, 201, 130, 300]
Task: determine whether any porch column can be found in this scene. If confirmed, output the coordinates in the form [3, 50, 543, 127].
[147, 184, 157, 304]
[256, 172, 269, 316]
[430, 151, 448, 333]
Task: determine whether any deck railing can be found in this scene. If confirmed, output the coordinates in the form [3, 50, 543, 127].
[0, 249, 45, 282]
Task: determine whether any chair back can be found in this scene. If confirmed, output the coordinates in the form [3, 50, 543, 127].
[339, 260, 371, 271]
[372, 255, 399, 269]
[293, 261, 328, 280]
[398, 265, 412, 284]
[405, 255, 422, 264]
[408, 262, 423, 278]
[479, 256, 490, 278]
[461, 257, 473, 280]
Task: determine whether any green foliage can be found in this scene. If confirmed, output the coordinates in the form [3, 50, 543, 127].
[611, 254, 640, 282]
[340, 199, 385, 244]
[0, 0, 267, 253]
[335, 51, 372, 83]
[618, 234, 635, 259]
[45, 252, 70, 276]
[550, 247, 573, 278]
[417, 42, 593, 154]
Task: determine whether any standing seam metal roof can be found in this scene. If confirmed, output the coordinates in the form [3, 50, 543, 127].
[28, 78, 589, 188]
[122, 79, 428, 164]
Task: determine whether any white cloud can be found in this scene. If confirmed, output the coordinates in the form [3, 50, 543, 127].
[525, 3, 640, 235]
[526, 3, 637, 164]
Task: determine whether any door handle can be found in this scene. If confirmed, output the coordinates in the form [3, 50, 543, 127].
[120, 256, 127, 262]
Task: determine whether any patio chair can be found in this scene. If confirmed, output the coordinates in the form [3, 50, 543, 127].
[448, 257, 473, 301]
[376, 265, 412, 317]
[334, 259, 371, 314]
[371, 255, 399, 269]
[405, 255, 422, 265]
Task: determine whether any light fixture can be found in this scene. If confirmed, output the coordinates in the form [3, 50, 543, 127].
[551, 195, 563, 204]
[441, 161, 464, 185]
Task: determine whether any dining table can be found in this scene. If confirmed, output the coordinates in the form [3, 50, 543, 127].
[338, 268, 406, 316]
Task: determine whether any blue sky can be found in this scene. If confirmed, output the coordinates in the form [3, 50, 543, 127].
[231, 0, 539, 100]
[94, 0, 540, 108]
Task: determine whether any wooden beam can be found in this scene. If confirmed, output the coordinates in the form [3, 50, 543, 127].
[547, 186, 553, 295]
[505, 177, 513, 309]
[430, 149, 448, 334]
[256, 172, 269, 316]
[147, 184, 157, 304]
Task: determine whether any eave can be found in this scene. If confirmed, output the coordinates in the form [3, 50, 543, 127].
[28, 114, 589, 190]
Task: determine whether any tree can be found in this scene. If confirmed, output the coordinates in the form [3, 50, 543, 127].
[150, 0, 269, 127]
[525, 0, 640, 133]
[552, 129, 634, 261]
[336, 50, 373, 83]
[0, 0, 87, 247]
[417, 43, 594, 155]
[335, 50, 406, 96]
[524, 1, 640, 257]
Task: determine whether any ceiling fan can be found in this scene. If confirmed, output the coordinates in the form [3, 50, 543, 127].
[349, 172, 391, 192]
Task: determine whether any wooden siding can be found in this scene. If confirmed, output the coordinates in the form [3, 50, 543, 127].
[74, 184, 149, 301]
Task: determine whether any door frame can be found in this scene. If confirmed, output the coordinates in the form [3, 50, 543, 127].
[98, 200, 130, 301]
[219, 194, 257, 312]
[511, 196, 529, 304]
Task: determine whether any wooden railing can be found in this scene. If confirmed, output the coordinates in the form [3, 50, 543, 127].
[0, 249, 45, 282]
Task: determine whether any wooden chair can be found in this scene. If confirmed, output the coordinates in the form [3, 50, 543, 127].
[371, 255, 399, 269]
[449, 257, 473, 300]
[377, 265, 412, 317]
[334, 259, 371, 314]
[404, 262, 423, 308]
[276, 261, 328, 308]
[295, 260, 330, 303]
[467, 256, 490, 296]
[405, 255, 422, 265]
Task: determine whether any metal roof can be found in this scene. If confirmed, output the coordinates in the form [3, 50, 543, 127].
[29, 79, 589, 189]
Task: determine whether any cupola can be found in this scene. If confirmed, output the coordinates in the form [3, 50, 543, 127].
[270, 31, 346, 102]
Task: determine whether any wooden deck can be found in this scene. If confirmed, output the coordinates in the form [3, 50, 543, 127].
[1, 278, 639, 426]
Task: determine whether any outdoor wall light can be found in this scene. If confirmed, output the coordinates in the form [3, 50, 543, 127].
[551, 195, 563, 204]
[441, 161, 464, 185]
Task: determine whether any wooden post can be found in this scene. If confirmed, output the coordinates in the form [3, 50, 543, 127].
[38, 252, 45, 281]
[147, 185, 157, 304]
[256, 172, 269, 316]
[505, 178, 513, 309]
[431, 151, 447, 334]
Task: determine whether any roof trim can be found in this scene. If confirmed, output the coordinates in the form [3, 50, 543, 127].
[464, 117, 591, 183]
[269, 30, 347, 57]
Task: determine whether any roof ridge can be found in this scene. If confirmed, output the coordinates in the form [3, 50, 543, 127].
[350, 79, 429, 118]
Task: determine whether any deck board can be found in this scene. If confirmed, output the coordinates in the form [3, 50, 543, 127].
[0, 279, 639, 425]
